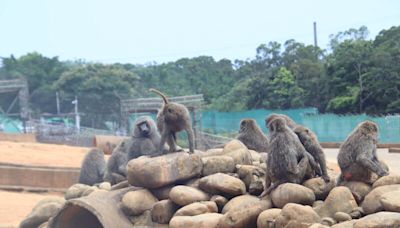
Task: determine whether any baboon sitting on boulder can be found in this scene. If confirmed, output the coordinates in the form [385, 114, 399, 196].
[260, 117, 318, 197]
[337, 121, 389, 184]
[79, 148, 106, 186]
[236, 118, 269, 152]
[103, 138, 132, 185]
[294, 125, 330, 182]
[128, 116, 164, 160]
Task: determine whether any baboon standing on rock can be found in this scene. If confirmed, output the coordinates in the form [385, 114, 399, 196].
[294, 125, 330, 182]
[236, 118, 269, 152]
[260, 117, 318, 197]
[128, 115, 164, 160]
[79, 148, 106, 186]
[337, 121, 389, 183]
[149, 88, 195, 153]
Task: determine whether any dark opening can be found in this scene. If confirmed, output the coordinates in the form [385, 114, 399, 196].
[51, 204, 103, 228]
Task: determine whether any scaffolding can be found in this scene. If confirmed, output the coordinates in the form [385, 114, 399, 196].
[0, 79, 29, 132]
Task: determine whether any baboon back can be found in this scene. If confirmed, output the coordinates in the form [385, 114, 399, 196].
[79, 149, 106, 186]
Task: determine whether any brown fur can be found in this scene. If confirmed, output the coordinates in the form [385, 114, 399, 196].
[265, 114, 297, 130]
[337, 121, 388, 184]
[236, 118, 269, 152]
[149, 88, 195, 153]
[294, 125, 329, 182]
[260, 117, 316, 197]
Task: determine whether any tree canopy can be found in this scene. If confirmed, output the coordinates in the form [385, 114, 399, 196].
[1, 25, 399, 129]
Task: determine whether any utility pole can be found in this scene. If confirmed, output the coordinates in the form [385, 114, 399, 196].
[313, 21, 318, 47]
[56, 92, 60, 115]
[72, 96, 80, 133]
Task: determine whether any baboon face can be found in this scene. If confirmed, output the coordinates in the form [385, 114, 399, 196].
[133, 116, 156, 137]
[239, 119, 255, 133]
[137, 121, 150, 136]
[268, 117, 286, 132]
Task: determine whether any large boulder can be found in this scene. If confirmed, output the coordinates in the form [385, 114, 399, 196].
[315, 186, 358, 218]
[361, 184, 400, 214]
[127, 152, 203, 188]
[174, 201, 218, 216]
[341, 181, 372, 203]
[223, 139, 247, 152]
[372, 175, 400, 188]
[303, 177, 336, 200]
[169, 185, 210, 206]
[217, 198, 271, 228]
[257, 208, 282, 228]
[121, 189, 158, 216]
[198, 173, 246, 198]
[65, 183, 91, 200]
[151, 200, 179, 224]
[353, 211, 400, 228]
[169, 213, 223, 228]
[380, 190, 400, 212]
[201, 156, 235, 176]
[222, 195, 261, 214]
[275, 203, 321, 228]
[271, 183, 316, 208]
[20, 198, 65, 228]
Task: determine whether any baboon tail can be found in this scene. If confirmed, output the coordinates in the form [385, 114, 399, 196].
[149, 88, 169, 104]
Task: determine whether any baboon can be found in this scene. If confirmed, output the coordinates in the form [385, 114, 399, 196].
[266, 113, 322, 176]
[79, 148, 106, 186]
[149, 88, 195, 153]
[127, 115, 165, 160]
[259, 117, 318, 197]
[236, 118, 269, 152]
[294, 125, 330, 182]
[265, 113, 297, 130]
[337, 121, 389, 184]
[103, 138, 132, 185]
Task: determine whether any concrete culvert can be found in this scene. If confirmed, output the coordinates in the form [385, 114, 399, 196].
[49, 187, 137, 228]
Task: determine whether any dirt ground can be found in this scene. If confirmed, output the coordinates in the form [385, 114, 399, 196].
[0, 190, 63, 227]
[0, 141, 398, 227]
[0, 141, 91, 167]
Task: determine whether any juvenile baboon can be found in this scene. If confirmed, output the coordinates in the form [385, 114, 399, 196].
[103, 138, 132, 185]
[236, 118, 269, 152]
[259, 117, 317, 197]
[79, 148, 106, 186]
[265, 113, 297, 130]
[149, 88, 195, 153]
[127, 115, 164, 160]
[337, 121, 389, 184]
[294, 125, 330, 182]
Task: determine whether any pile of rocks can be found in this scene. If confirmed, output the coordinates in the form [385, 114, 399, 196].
[21, 140, 400, 227]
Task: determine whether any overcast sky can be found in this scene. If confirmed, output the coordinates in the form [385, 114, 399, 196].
[0, 0, 399, 64]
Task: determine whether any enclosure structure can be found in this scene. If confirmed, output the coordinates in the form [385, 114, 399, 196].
[120, 94, 204, 148]
[0, 79, 29, 131]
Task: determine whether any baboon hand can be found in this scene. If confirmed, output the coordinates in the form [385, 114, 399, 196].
[322, 175, 330, 183]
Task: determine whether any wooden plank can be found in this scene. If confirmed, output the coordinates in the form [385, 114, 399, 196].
[0, 163, 79, 190]
[389, 148, 400, 153]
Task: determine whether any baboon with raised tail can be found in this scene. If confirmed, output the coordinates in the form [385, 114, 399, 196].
[149, 88, 195, 153]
